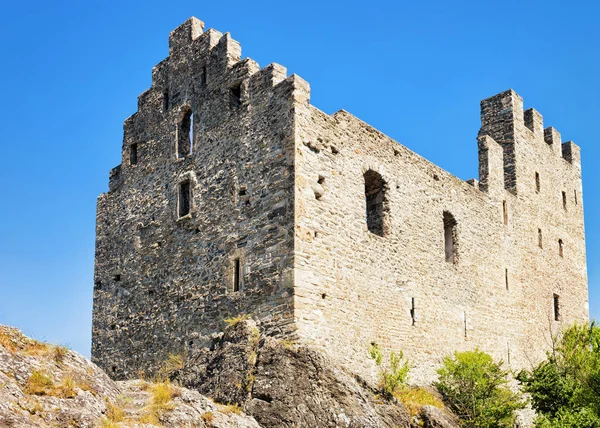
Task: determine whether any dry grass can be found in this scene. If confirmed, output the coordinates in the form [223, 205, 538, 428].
[0, 328, 18, 353]
[99, 418, 120, 428]
[105, 399, 125, 423]
[24, 370, 89, 398]
[201, 411, 214, 423]
[219, 403, 243, 415]
[24, 370, 55, 396]
[52, 344, 69, 364]
[224, 314, 249, 327]
[158, 353, 184, 380]
[138, 380, 179, 424]
[24, 341, 50, 357]
[394, 387, 444, 418]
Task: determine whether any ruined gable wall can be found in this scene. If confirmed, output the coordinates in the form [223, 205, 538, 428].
[292, 91, 588, 383]
[92, 19, 302, 379]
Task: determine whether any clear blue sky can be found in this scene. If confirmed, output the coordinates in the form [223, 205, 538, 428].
[0, 0, 598, 358]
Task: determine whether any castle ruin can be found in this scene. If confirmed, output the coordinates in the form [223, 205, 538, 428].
[92, 17, 589, 383]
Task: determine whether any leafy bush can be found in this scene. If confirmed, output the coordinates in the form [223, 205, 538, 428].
[518, 322, 600, 427]
[435, 348, 524, 427]
[369, 342, 410, 397]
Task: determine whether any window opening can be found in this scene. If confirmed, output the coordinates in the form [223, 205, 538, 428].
[538, 228, 543, 249]
[364, 170, 388, 237]
[233, 258, 242, 292]
[177, 108, 192, 158]
[129, 143, 138, 166]
[230, 83, 242, 108]
[562, 191, 567, 210]
[443, 211, 458, 264]
[559, 239, 564, 258]
[178, 181, 191, 217]
[163, 90, 169, 112]
[553, 294, 560, 321]
[502, 200, 508, 225]
[535, 172, 540, 193]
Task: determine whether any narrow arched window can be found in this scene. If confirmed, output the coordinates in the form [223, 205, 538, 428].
[177, 108, 193, 158]
[443, 211, 458, 264]
[364, 170, 388, 237]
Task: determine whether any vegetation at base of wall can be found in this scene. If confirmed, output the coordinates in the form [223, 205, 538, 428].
[435, 348, 525, 428]
[224, 314, 250, 327]
[517, 322, 600, 427]
[394, 386, 444, 418]
[24, 369, 93, 398]
[219, 403, 243, 415]
[157, 353, 185, 380]
[368, 342, 410, 398]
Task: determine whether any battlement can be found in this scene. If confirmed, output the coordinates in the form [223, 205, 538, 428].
[478, 90, 580, 195]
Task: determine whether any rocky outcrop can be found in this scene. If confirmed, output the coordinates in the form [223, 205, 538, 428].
[0, 325, 259, 427]
[173, 319, 456, 428]
[0, 323, 458, 427]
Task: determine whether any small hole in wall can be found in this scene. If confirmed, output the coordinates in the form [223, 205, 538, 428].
[188, 340, 194, 346]
[195, 227, 201, 234]
[314, 231, 319, 238]
[110, 324, 116, 330]
[433, 174, 440, 181]
[239, 188, 247, 196]
[94, 281, 102, 290]
[394, 148, 400, 156]
[331, 146, 339, 154]
[148, 289, 154, 296]
[245, 199, 251, 206]
[317, 175, 325, 185]
[113, 274, 121, 281]
[321, 293, 327, 299]
[112, 366, 117, 373]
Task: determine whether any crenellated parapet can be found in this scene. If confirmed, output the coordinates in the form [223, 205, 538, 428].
[478, 90, 581, 196]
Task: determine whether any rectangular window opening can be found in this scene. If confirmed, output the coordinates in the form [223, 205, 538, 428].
[201, 65, 207, 86]
[538, 228, 543, 249]
[163, 91, 169, 112]
[562, 191, 567, 210]
[443, 212, 457, 264]
[129, 143, 138, 166]
[233, 258, 242, 292]
[410, 298, 416, 326]
[505, 268, 509, 290]
[502, 200, 508, 225]
[230, 83, 242, 108]
[559, 239, 564, 258]
[178, 181, 191, 218]
[535, 172, 540, 193]
[574, 190, 578, 205]
[553, 294, 560, 321]
[463, 311, 468, 340]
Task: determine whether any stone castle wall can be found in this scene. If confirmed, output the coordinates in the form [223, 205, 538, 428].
[92, 17, 589, 384]
[92, 18, 305, 378]
[292, 89, 588, 382]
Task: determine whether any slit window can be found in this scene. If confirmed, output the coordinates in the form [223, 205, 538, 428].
[562, 191, 567, 210]
[178, 181, 191, 218]
[163, 90, 169, 112]
[538, 228, 543, 249]
[574, 190, 578, 205]
[443, 211, 458, 264]
[364, 170, 389, 237]
[177, 108, 193, 158]
[233, 258, 242, 292]
[201, 65, 207, 86]
[410, 298, 416, 326]
[558, 239, 564, 258]
[230, 83, 242, 108]
[129, 143, 138, 166]
[535, 172, 540, 193]
[553, 294, 560, 321]
[505, 268, 509, 290]
[502, 200, 508, 225]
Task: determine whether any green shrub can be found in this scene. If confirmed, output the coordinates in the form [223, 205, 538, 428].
[369, 342, 410, 397]
[518, 322, 600, 427]
[435, 348, 524, 427]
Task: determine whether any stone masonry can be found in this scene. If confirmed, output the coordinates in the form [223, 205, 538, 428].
[92, 17, 589, 385]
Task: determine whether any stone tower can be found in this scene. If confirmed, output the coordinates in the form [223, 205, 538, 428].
[92, 17, 589, 383]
